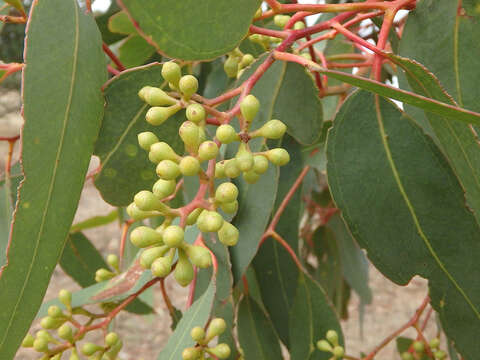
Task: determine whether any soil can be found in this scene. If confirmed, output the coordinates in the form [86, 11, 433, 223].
[1, 89, 440, 360]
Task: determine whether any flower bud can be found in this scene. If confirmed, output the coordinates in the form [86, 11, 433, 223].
[36, 330, 55, 342]
[429, 338, 440, 349]
[240, 54, 254, 68]
[186, 103, 206, 124]
[207, 343, 231, 359]
[252, 119, 286, 139]
[162, 61, 182, 86]
[130, 226, 163, 248]
[40, 316, 65, 329]
[216, 124, 239, 144]
[69, 350, 80, 360]
[253, 155, 269, 174]
[126, 202, 158, 221]
[401, 352, 414, 360]
[95, 268, 115, 282]
[151, 256, 173, 277]
[294, 21, 305, 30]
[190, 326, 205, 342]
[156, 160, 181, 180]
[163, 225, 185, 247]
[316, 340, 333, 352]
[146, 104, 181, 126]
[224, 159, 241, 178]
[183, 244, 212, 268]
[179, 121, 200, 150]
[182, 347, 202, 360]
[243, 170, 260, 184]
[274, 14, 290, 28]
[240, 94, 260, 123]
[332, 346, 344, 358]
[187, 208, 203, 225]
[140, 245, 169, 269]
[107, 254, 119, 271]
[134, 190, 164, 211]
[235, 143, 254, 172]
[218, 222, 239, 246]
[206, 318, 227, 340]
[105, 332, 119, 347]
[153, 179, 176, 199]
[215, 182, 238, 203]
[48, 305, 63, 318]
[22, 333, 34, 347]
[179, 75, 198, 100]
[143, 87, 177, 106]
[198, 141, 219, 162]
[58, 289, 72, 309]
[33, 337, 49, 352]
[57, 323, 73, 341]
[219, 200, 238, 215]
[434, 350, 446, 360]
[224, 56, 239, 78]
[180, 156, 201, 176]
[149, 142, 180, 164]
[413, 341, 424, 353]
[266, 148, 290, 166]
[326, 330, 339, 346]
[215, 161, 226, 178]
[197, 210, 224, 232]
[138, 131, 159, 151]
[175, 249, 194, 287]
[81, 342, 103, 356]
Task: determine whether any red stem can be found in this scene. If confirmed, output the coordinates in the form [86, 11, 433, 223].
[103, 43, 126, 71]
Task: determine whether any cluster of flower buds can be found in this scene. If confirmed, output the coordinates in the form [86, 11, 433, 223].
[223, 47, 255, 79]
[316, 330, 344, 359]
[182, 318, 231, 360]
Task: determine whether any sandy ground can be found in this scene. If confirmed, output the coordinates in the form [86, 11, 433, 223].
[1, 89, 440, 360]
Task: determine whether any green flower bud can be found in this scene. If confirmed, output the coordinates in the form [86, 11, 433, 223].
[300, 52, 312, 60]
[413, 341, 424, 353]
[138, 85, 153, 101]
[180, 156, 201, 176]
[57, 323, 73, 341]
[326, 330, 339, 346]
[149, 142, 180, 164]
[215, 161, 226, 178]
[243, 170, 260, 184]
[22, 333, 34, 347]
[274, 14, 291, 28]
[254, 7, 262, 18]
[219, 200, 238, 215]
[105, 339, 123, 359]
[138, 131, 159, 151]
[151, 256, 173, 277]
[198, 125, 207, 144]
[81, 342, 103, 356]
[251, 119, 286, 139]
[224, 56, 239, 78]
[401, 352, 414, 360]
[152, 179, 176, 200]
[107, 254, 119, 271]
[179, 75, 199, 100]
[429, 338, 440, 349]
[207, 343, 231, 359]
[58, 289, 72, 309]
[134, 190, 162, 211]
[198, 141, 219, 162]
[163, 225, 185, 247]
[51, 354, 61, 360]
[183, 244, 212, 268]
[182, 347, 202, 360]
[140, 245, 169, 269]
[130, 226, 163, 248]
[95, 268, 115, 282]
[33, 337, 49, 352]
[175, 249, 194, 287]
[216, 124, 239, 144]
[294, 21, 305, 30]
[190, 326, 205, 342]
[186, 103, 206, 124]
[126, 202, 159, 221]
[317, 340, 333, 352]
[235, 143, 254, 172]
[69, 349, 80, 360]
[146, 104, 181, 126]
[187, 208, 203, 225]
[179, 121, 200, 149]
[240, 54, 255, 68]
[162, 61, 182, 86]
[41, 316, 65, 329]
[206, 318, 227, 340]
[156, 160, 181, 180]
[36, 330, 55, 342]
[266, 148, 290, 166]
[240, 94, 260, 123]
[332, 346, 344, 358]
[48, 305, 63, 318]
[105, 332, 119, 347]
[197, 210, 224, 232]
[215, 182, 238, 203]
[253, 155, 269, 174]
[218, 221, 239, 246]
[143, 87, 177, 106]
[434, 350, 446, 360]
[224, 159, 241, 178]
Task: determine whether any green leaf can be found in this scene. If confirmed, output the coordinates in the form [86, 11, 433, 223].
[230, 164, 279, 282]
[0, 0, 106, 357]
[326, 90, 480, 360]
[108, 10, 136, 35]
[94, 63, 183, 206]
[237, 295, 283, 360]
[70, 209, 118, 233]
[236, 54, 323, 146]
[390, 54, 480, 226]
[4, 0, 24, 14]
[95, 2, 126, 45]
[118, 34, 156, 68]
[59, 232, 109, 287]
[157, 280, 215, 360]
[118, 0, 261, 61]
[289, 272, 343, 360]
[253, 136, 303, 346]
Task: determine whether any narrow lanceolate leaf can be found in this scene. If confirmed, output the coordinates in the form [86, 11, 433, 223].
[289, 273, 343, 360]
[70, 209, 118, 233]
[237, 295, 283, 360]
[59, 232, 109, 287]
[94, 63, 182, 206]
[119, 0, 261, 61]
[230, 164, 279, 282]
[236, 54, 323, 146]
[326, 90, 480, 360]
[0, 0, 106, 357]
[157, 280, 215, 360]
[390, 54, 480, 225]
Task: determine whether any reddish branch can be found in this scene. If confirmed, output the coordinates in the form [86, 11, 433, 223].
[119, 219, 134, 269]
[103, 43, 126, 71]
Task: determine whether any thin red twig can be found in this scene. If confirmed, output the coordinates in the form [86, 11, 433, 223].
[103, 43, 126, 71]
